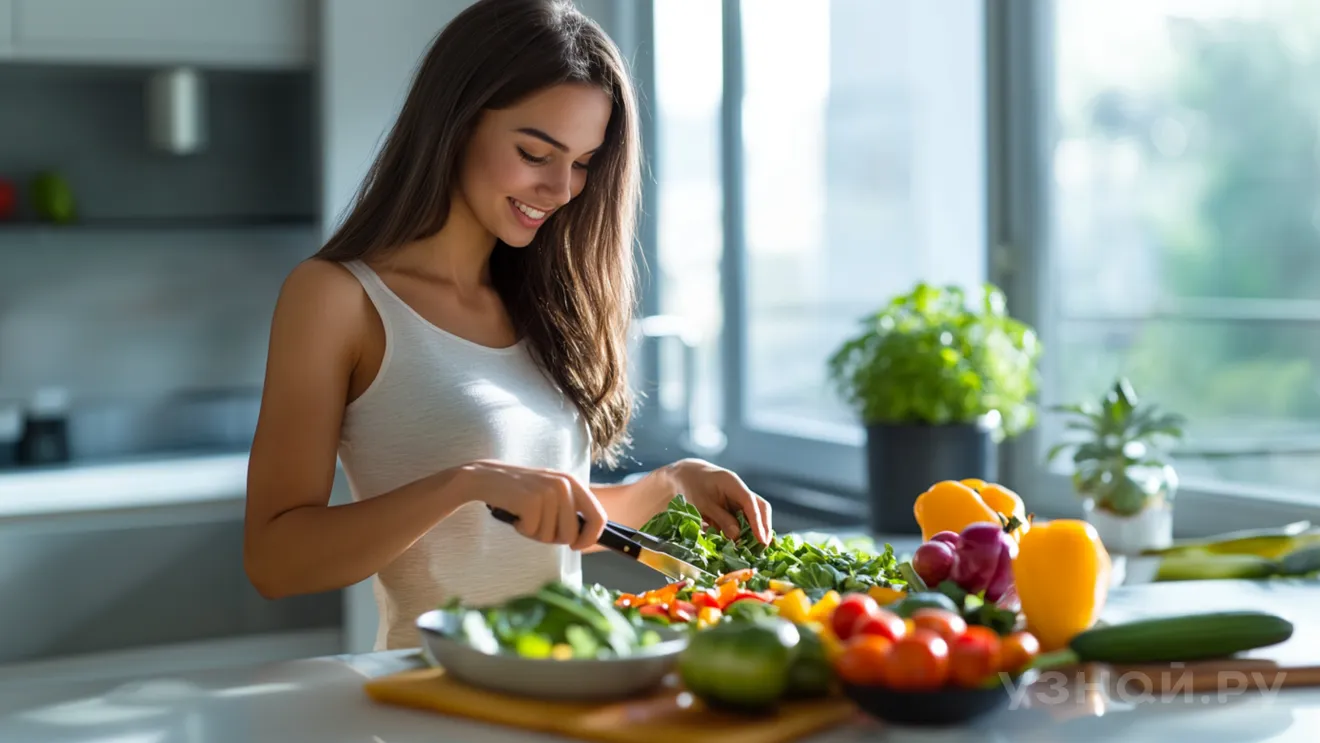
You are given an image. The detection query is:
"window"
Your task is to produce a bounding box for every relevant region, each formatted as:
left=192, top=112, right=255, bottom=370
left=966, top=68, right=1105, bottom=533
left=739, top=0, right=985, bottom=449
left=1042, top=0, right=1320, bottom=500
left=649, top=0, right=726, bottom=455
left=645, top=0, right=987, bottom=490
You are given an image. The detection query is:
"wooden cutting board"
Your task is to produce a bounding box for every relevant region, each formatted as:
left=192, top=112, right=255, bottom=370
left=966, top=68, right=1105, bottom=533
left=1056, top=578, right=1320, bottom=695
left=364, top=668, right=858, bottom=743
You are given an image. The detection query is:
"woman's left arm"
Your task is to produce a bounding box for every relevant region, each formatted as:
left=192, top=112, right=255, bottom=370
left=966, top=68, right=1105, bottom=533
left=591, top=459, right=773, bottom=544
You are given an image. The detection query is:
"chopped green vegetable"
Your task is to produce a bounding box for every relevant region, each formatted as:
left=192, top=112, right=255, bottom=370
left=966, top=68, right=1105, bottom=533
left=437, top=581, right=666, bottom=659
left=638, top=495, right=905, bottom=600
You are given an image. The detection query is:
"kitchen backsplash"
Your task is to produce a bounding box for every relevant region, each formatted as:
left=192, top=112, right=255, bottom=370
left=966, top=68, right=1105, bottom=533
left=0, top=63, right=320, bottom=460
left=0, top=225, right=315, bottom=457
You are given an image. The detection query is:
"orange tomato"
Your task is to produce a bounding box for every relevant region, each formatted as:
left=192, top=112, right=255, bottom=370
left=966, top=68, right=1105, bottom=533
left=949, top=626, right=1002, bottom=688
left=909, top=608, right=967, bottom=646
left=833, top=634, right=892, bottom=686
left=999, top=631, right=1041, bottom=674
left=882, top=629, right=949, bottom=691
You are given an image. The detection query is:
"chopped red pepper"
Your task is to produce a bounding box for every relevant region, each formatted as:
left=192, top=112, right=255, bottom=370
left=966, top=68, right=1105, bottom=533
left=669, top=600, right=697, bottom=623
left=690, top=590, right=721, bottom=610
left=639, top=604, right=669, bottom=619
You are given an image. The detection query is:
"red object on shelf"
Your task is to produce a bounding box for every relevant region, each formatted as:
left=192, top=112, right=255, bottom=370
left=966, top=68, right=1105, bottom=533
left=0, top=178, right=16, bottom=220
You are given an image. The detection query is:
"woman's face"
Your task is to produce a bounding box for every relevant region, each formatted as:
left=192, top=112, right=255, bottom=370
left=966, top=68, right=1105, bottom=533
left=458, top=82, right=612, bottom=248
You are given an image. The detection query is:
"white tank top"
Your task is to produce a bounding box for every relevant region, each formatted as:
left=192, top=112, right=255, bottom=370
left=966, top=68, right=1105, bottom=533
left=336, top=260, right=589, bottom=651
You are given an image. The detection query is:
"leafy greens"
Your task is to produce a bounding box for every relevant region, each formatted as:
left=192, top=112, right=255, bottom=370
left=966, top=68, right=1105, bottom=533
left=639, top=495, right=907, bottom=600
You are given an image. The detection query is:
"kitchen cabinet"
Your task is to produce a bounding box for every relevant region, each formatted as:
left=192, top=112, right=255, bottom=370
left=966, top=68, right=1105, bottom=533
left=3, top=0, right=312, bottom=69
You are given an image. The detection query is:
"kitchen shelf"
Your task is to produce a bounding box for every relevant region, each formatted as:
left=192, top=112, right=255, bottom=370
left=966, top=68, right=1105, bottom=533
left=0, top=215, right=317, bottom=231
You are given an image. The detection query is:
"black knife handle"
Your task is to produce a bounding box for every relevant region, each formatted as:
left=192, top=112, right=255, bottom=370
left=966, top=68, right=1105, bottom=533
left=486, top=505, right=641, bottom=558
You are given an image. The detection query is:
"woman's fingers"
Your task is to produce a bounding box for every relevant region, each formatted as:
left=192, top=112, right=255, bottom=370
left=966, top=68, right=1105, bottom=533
left=569, top=477, right=607, bottom=551
left=721, top=471, right=770, bottom=543
left=554, top=477, right=580, bottom=546
left=706, top=506, right=743, bottom=541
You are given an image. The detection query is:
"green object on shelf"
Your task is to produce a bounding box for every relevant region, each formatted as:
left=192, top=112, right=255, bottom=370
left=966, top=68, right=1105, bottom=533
left=30, top=172, right=76, bottom=224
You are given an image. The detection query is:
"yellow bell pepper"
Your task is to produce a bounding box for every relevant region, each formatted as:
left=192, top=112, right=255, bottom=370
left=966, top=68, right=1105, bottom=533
left=1012, top=518, right=1111, bottom=651
left=816, top=624, right=845, bottom=664
left=867, top=585, right=906, bottom=606
left=808, top=590, right=842, bottom=622
left=696, top=606, right=722, bottom=629
left=913, top=480, right=1030, bottom=542
left=773, top=589, right=813, bottom=624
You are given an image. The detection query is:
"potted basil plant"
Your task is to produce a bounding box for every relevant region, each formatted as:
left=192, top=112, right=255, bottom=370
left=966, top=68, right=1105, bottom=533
left=827, top=282, right=1042, bottom=535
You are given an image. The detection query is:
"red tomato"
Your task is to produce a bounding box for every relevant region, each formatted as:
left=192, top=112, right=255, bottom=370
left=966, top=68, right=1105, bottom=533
left=909, top=608, right=967, bottom=646
left=949, top=626, right=1002, bottom=688
left=851, top=608, right=907, bottom=642
left=999, top=631, right=1041, bottom=674
left=830, top=593, right=879, bottom=640
left=883, top=629, right=950, bottom=691
left=833, top=635, right=891, bottom=686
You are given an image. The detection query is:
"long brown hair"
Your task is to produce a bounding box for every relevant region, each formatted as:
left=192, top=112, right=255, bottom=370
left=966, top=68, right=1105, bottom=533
left=316, top=0, right=640, bottom=465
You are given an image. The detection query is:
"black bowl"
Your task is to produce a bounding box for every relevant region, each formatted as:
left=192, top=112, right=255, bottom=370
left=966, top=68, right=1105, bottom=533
left=842, top=671, right=1036, bottom=727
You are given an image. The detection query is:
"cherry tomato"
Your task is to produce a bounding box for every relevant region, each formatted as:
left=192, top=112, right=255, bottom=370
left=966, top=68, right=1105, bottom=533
left=833, top=634, right=891, bottom=686
left=830, top=593, right=879, bottom=641
left=999, top=631, right=1041, bottom=674
left=949, top=626, right=1002, bottom=688
left=882, top=629, right=949, bottom=691
left=910, top=608, right=967, bottom=646
left=852, top=608, right=907, bottom=642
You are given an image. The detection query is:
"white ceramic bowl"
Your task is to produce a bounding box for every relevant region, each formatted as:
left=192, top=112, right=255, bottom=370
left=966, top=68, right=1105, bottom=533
left=415, top=609, right=689, bottom=701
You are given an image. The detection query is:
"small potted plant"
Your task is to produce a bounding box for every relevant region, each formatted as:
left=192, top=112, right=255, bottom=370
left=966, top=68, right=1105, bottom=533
left=827, top=281, right=1042, bottom=535
left=1047, top=378, right=1186, bottom=555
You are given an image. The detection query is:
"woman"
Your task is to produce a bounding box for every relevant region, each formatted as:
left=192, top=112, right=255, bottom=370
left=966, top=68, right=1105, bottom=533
left=242, top=0, right=771, bottom=651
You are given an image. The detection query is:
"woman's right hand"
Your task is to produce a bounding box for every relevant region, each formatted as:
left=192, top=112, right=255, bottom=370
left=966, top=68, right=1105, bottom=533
left=458, top=460, right=608, bottom=551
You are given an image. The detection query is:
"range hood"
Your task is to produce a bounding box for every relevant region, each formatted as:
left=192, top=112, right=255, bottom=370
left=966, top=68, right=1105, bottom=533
left=145, top=67, right=207, bottom=155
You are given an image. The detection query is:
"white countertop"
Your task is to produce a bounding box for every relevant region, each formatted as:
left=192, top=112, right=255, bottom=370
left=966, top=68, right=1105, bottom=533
left=0, top=646, right=1316, bottom=743
left=0, top=580, right=1316, bottom=743
left=0, top=452, right=250, bottom=520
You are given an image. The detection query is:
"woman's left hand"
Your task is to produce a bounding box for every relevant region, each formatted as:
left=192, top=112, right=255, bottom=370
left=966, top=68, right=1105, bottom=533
left=665, top=459, right=773, bottom=544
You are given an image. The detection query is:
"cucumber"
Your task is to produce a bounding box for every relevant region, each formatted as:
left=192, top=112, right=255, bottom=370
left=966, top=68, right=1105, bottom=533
left=1154, top=554, right=1280, bottom=582
left=1069, top=611, right=1294, bottom=664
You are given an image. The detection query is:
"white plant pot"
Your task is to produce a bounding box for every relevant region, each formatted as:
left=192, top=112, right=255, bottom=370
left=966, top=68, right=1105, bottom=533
left=1083, top=499, right=1173, bottom=556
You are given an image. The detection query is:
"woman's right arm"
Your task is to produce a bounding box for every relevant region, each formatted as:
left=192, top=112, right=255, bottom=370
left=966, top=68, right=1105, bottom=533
left=242, top=261, right=607, bottom=599
left=242, top=260, right=468, bottom=598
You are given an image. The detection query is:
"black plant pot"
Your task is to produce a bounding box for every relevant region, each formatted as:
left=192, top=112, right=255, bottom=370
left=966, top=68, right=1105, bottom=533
left=865, top=421, right=997, bottom=535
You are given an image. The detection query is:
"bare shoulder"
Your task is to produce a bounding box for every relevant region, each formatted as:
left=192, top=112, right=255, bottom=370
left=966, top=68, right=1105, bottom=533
left=272, top=259, right=372, bottom=344
left=278, top=258, right=368, bottom=314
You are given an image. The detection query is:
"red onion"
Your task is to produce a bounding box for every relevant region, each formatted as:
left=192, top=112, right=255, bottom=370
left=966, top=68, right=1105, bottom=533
left=929, top=531, right=960, bottom=547
left=984, top=545, right=1014, bottom=602
left=951, top=522, right=1012, bottom=594
left=912, top=541, right=957, bottom=587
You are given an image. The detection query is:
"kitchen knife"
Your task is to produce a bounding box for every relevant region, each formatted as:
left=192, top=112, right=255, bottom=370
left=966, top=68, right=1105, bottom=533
left=487, top=506, right=714, bottom=583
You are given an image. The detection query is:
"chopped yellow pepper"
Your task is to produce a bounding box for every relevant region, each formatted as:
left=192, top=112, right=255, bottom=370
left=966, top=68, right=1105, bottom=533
left=816, top=624, right=845, bottom=664
left=696, top=606, right=722, bottom=629
left=913, top=480, right=1030, bottom=542
left=867, top=585, right=906, bottom=606
left=1012, top=518, right=1112, bottom=651
left=807, top=590, right=842, bottom=622
left=774, top=589, right=813, bottom=624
